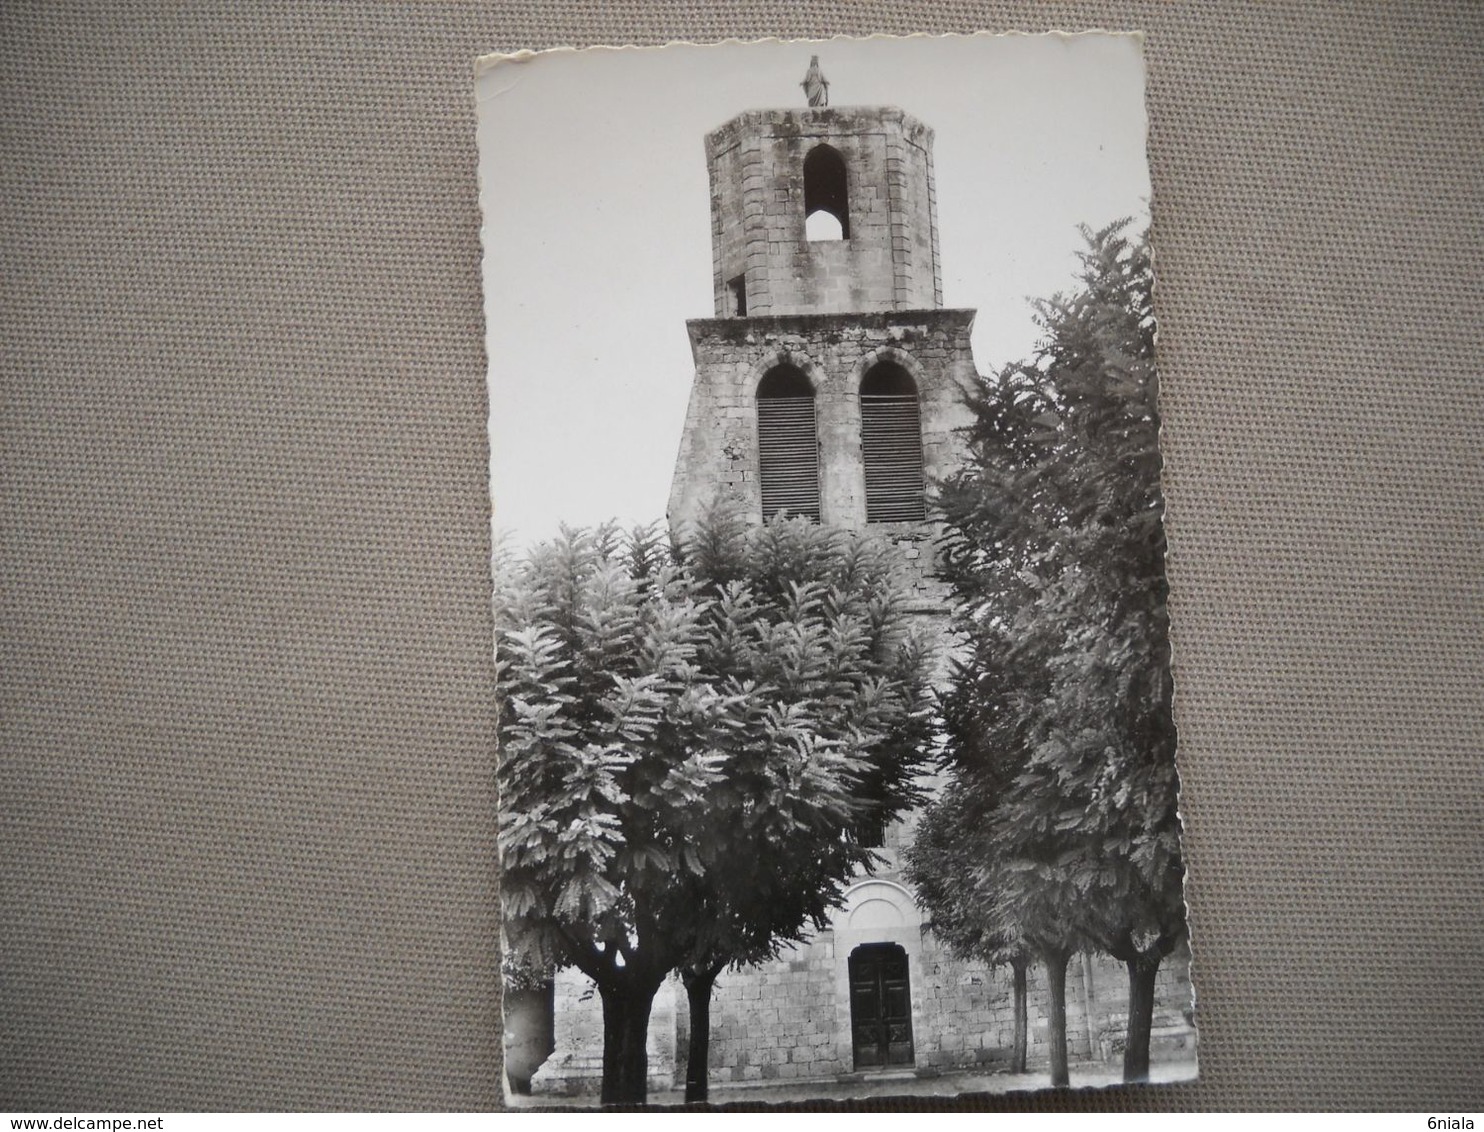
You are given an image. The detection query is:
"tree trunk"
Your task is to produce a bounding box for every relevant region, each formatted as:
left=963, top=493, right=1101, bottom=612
left=1042, top=948, right=1070, bottom=1088
left=1122, top=954, right=1162, bottom=1084
left=597, top=977, right=663, bottom=1106
left=1010, top=956, right=1029, bottom=1074
left=598, top=986, right=624, bottom=1106
left=614, top=982, right=658, bottom=1105
left=682, top=964, right=722, bottom=1103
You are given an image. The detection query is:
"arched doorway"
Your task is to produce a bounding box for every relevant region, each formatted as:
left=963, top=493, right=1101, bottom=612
left=848, top=942, right=915, bottom=1069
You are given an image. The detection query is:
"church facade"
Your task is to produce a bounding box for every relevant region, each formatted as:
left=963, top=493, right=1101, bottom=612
left=526, top=73, right=1194, bottom=1098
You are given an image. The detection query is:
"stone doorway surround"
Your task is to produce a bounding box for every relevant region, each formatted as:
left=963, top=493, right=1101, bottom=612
left=829, top=878, right=925, bottom=1075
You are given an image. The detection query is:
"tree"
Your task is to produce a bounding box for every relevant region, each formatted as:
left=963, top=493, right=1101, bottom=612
left=904, top=783, right=1032, bottom=1073
left=496, top=514, right=934, bottom=1104
left=915, top=220, right=1187, bottom=1085
left=906, top=368, right=1087, bottom=1086
left=668, top=510, right=935, bottom=1101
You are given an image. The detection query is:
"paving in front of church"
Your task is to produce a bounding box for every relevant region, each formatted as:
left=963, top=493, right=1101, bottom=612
left=508, top=1058, right=1199, bottom=1108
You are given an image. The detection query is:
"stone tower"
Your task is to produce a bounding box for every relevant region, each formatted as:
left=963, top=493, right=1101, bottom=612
left=662, top=76, right=990, bottom=1078
left=668, top=87, right=979, bottom=582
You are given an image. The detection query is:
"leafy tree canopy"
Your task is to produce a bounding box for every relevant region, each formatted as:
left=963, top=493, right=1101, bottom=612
left=908, top=220, right=1186, bottom=1082
left=495, top=512, right=936, bottom=1100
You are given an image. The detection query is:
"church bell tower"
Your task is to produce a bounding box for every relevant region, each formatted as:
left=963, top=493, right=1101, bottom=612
left=669, top=64, right=979, bottom=593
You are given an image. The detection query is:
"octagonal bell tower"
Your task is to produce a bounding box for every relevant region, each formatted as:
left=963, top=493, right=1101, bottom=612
left=706, top=104, right=943, bottom=317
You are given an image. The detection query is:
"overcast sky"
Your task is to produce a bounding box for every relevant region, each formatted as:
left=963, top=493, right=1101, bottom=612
left=478, top=33, right=1150, bottom=546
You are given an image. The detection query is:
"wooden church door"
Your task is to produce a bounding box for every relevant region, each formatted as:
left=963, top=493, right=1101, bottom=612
left=848, top=943, right=915, bottom=1069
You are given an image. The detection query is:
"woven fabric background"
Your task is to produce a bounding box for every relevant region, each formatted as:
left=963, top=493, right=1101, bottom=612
left=3, top=0, right=1481, bottom=1112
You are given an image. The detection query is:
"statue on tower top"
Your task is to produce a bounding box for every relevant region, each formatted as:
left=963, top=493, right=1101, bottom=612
left=801, top=56, right=829, bottom=107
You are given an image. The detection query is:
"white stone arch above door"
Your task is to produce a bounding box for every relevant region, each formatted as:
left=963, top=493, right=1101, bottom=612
left=841, top=878, right=921, bottom=934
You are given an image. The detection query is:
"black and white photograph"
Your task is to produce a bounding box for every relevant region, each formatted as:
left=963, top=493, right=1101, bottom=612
left=478, top=32, right=1196, bottom=1106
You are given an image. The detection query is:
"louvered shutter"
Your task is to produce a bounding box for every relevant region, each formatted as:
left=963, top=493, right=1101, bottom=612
left=757, top=396, right=821, bottom=522
left=861, top=393, right=926, bottom=522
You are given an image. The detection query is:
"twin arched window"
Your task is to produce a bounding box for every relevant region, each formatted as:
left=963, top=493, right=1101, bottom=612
left=755, top=360, right=925, bottom=524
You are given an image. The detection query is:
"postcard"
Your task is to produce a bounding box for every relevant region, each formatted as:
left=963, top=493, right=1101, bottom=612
left=478, top=32, right=1196, bottom=1105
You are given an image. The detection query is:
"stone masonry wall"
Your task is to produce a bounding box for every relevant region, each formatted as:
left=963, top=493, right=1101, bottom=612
left=691, top=933, right=847, bottom=1085
left=689, top=935, right=1195, bottom=1087
left=912, top=940, right=1196, bottom=1073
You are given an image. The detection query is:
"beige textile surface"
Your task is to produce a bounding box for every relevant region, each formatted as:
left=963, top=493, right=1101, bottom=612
left=3, top=0, right=1481, bottom=1112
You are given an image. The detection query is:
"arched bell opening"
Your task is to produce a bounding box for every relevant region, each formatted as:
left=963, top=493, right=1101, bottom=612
left=860, top=362, right=926, bottom=522
left=756, top=364, right=821, bottom=522
left=803, top=144, right=850, bottom=242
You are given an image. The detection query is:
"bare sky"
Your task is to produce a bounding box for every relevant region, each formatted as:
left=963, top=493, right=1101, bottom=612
left=478, top=33, right=1150, bottom=546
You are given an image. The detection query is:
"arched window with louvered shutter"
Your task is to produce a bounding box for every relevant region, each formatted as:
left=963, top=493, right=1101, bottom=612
left=860, top=362, right=926, bottom=523
left=756, top=364, right=821, bottom=523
